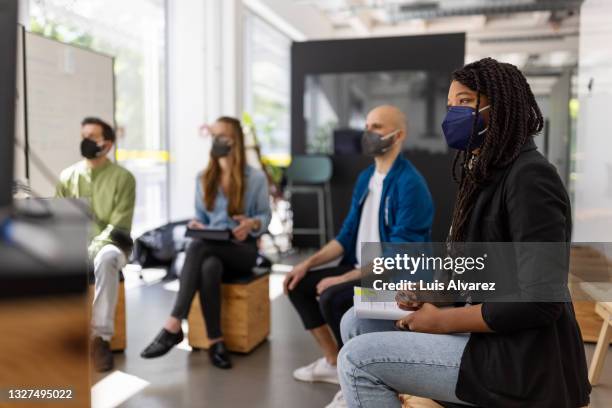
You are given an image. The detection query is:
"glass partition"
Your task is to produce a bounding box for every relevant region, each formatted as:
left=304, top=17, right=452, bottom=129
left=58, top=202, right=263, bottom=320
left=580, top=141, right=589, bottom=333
left=304, top=70, right=451, bottom=155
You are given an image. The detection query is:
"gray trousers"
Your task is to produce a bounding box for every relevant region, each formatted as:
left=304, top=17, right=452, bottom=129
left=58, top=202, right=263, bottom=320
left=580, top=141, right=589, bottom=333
left=91, top=244, right=126, bottom=341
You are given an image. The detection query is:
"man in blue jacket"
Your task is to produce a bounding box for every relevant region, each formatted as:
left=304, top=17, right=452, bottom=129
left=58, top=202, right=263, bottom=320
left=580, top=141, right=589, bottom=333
left=284, top=105, right=434, bottom=385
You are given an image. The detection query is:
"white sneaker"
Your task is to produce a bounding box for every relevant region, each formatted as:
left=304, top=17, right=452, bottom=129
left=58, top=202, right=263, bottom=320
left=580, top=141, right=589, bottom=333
left=325, top=390, right=347, bottom=408
left=293, top=357, right=339, bottom=384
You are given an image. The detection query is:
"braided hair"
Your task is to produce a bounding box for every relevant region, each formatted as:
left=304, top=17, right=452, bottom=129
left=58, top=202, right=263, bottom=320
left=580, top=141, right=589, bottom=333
left=448, top=57, right=544, bottom=242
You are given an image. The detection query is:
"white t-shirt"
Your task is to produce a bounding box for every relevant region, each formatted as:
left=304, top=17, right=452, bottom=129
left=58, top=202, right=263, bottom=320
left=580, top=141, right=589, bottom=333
left=355, top=171, right=386, bottom=267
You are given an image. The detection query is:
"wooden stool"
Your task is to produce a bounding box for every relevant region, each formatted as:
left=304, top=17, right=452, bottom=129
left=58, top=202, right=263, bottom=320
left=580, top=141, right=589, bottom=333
left=0, top=294, right=91, bottom=407
left=88, top=278, right=126, bottom=352
left=574, top=300, right=609, bottom=343
left=188, top=270, right=270, bottom=353
left=588, top=302, right=612, bottom=385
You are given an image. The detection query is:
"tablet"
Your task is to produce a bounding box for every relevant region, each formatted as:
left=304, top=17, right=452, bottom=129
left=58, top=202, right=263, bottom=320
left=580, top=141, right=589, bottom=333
left=185, top=227, right=232, bottom=241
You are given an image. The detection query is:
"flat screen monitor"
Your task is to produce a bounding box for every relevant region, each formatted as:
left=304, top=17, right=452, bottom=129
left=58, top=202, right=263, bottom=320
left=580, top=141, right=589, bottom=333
left=0, top=0, right=18, bottom=215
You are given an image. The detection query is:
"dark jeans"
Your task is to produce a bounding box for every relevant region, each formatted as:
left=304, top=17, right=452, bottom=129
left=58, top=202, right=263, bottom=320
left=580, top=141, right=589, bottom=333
left=171, top=238, right=257, bottom=339
left=287, top=264, right=359, bottom=348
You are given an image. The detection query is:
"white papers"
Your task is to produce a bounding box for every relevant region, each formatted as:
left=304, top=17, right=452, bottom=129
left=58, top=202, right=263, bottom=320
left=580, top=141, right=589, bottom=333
left=353, top=287, right=411, bottom=320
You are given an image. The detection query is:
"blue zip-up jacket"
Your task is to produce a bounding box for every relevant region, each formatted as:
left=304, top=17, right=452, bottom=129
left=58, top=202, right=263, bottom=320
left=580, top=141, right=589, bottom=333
left=335, top=155, right=434, bottom=266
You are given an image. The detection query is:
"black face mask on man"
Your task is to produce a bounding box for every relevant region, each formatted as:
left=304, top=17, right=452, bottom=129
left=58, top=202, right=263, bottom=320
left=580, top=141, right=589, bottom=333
left=361, top=129, right=399, bottom=157
left=80, top=138, right=105, bottom=159
left=210, top=137, right=232, bottom=158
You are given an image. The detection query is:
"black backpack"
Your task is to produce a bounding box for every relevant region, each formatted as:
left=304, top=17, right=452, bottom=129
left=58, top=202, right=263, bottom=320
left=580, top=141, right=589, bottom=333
left=132, top=219, right=190, bottom=269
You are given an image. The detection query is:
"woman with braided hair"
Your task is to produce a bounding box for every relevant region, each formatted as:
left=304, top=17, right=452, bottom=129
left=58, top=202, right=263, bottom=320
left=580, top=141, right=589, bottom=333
left=445, top=57, right=545, bottom=242
left=331, top=58, right=591, bottom=408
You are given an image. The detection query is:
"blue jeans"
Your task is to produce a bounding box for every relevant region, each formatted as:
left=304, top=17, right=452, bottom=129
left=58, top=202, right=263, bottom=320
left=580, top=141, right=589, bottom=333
left=338, top=307, right=473, bottom=408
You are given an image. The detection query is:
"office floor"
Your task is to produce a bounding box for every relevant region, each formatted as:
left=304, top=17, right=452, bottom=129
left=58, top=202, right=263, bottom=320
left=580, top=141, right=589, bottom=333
left=93, top=267, right=339, bottom=408
left=93, top=265, right=612, bottom=408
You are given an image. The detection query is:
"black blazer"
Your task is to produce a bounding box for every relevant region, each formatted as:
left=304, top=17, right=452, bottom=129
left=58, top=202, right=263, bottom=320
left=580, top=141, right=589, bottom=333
left=453, top=140, right=591, bottom=407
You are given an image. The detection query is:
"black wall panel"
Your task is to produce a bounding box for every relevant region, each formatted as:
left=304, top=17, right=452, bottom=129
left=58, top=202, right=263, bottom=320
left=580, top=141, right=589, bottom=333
left=291, top=34, right=465, bottom=247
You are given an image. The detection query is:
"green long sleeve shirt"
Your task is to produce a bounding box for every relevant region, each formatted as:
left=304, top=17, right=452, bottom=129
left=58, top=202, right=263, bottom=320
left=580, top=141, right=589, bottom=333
left=56, top=159, right=136, bottom=259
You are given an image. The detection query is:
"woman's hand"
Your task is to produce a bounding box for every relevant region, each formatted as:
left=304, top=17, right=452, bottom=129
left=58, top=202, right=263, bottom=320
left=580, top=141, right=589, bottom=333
left=395, top=303, right=449, bottom=334
left=395, top=290, right=453, bottom=311
left=188, top=219, right=206, bottom=230
left=231, top=215, right=255, bottom=241
left=395, top=290, right=424, bottom=311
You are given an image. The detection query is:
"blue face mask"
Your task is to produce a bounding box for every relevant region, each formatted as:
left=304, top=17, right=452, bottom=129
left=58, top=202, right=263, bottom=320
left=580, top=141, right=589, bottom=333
left=441, top=105, right=490, bottom=150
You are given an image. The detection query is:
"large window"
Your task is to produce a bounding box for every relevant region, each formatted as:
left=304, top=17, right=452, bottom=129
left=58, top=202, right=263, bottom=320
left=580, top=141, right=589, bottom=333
left=29, top=0, right=167, bottom=235
left=243, top=11, right=291, bottom=165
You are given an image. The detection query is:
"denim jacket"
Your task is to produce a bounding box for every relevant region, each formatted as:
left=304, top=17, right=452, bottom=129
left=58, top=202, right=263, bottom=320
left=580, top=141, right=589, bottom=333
left=195, top=165, right=271, bottom=237
left=335, top=156, right=434, bottom=265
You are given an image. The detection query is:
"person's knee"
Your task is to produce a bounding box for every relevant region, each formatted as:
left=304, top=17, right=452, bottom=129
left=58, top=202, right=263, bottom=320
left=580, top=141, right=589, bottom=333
left=337, top=344, right=352, bottom=382
left=318, top=287, right=335, bottom=317
left=199, top=256, right=223, bottom=286
left=286, top=279, right=308, bottom=306
left=338, top=333, right=375, bottom=379
left=186, top=239, right=210, bottom=258
left=286, top=288, right=299, bottom=306
left=340, top=307, right=358, bottom=344
left=94, top=245, right=125, bottom=274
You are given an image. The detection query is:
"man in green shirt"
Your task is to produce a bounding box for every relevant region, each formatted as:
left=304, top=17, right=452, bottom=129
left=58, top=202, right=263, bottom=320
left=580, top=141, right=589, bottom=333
left=56, top=117, right=136, bottom=372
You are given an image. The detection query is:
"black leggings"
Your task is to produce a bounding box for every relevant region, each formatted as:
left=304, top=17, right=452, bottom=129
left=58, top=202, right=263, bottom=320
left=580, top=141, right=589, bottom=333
left=287, top=265, right=359, bottom=348
left=171, top=238, right=257, bottom=339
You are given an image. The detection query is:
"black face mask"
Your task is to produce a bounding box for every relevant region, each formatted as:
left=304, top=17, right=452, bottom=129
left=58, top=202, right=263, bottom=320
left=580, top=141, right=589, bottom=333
left=361, top=129, right=399, bottom=156
left=211, top=137, right=232, bottom=158
left=80, top=138, right=104, bottom=159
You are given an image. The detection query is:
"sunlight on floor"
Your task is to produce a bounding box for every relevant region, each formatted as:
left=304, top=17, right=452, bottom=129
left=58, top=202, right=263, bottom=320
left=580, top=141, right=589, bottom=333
left=272, top=264, right=293, bottom=273
left=163, top=279, right=180, bottom=292
left=92, top=371, right=149, bottom=408
left=177, top=320, right=192, bottom=351
left=270, top=273, right=286, bottom=300
left=123, top=264, right=166, bottom=291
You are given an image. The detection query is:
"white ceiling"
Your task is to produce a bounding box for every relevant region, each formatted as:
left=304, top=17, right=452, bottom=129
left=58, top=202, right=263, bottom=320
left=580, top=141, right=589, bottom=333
left=249, top=0, right=583, bottom=94
left=295, top=0, right=580, bottom=60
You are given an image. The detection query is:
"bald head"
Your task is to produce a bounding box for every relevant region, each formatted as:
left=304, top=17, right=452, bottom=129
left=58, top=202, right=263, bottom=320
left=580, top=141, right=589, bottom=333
left=366, top=105, right=407, bottom=136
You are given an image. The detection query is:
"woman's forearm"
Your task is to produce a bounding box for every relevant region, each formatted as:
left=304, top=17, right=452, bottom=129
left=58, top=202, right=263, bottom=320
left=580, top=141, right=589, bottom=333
left=442, top=304, right=493, bottom=333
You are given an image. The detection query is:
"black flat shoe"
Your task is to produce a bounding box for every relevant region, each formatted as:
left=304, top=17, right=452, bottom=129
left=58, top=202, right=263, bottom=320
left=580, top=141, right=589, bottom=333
left=140, top=328, right=184, bottom=359
left=208, top=341, right=232, bottom=369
